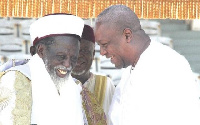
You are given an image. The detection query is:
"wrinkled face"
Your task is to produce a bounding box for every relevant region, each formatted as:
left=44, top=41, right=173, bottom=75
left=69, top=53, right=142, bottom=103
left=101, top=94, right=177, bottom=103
left=39, top=35, right=80, bottom=82
left=72, top=39, right=94, bottom=75
left=94, top=24, right=127, bottom=69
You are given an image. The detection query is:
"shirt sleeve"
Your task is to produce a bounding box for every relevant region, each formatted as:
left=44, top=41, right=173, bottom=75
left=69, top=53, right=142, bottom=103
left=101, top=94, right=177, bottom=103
left=0, top=59, right=28, bottom=72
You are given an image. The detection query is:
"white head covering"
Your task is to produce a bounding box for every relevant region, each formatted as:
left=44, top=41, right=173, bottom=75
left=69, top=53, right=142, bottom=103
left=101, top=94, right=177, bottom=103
left=29, top=14, right=84, bottom=45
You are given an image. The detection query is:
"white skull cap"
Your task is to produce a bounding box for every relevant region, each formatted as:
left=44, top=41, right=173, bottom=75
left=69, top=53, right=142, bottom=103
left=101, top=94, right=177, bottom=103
left=29, top=14, right=84, bottom=45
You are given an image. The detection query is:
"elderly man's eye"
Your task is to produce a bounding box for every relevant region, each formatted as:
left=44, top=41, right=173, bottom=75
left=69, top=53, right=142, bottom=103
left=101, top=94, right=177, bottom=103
left=101, top=43, right=108, bottom=49
left=57, top=55, right=65, bottom=60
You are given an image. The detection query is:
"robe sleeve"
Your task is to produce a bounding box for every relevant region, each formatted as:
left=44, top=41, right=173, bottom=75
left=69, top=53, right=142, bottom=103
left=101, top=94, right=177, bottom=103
left=0, top=71, right=32, bottom=125
left=0, top=71, right=17, bottom=125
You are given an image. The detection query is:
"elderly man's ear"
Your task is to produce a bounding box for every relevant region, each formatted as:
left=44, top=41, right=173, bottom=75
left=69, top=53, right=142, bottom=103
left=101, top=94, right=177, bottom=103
left=37, top=44, right=45, bottom=58
left=123, top=28, right=132, bottom=43
left=30, top=46, right=36, bottom=56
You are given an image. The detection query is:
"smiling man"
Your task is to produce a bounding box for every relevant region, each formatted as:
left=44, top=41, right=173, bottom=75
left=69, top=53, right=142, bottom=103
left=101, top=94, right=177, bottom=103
left=0, top=14, right=107, bottom=125
left=72, top=25, right=115, bottom=124
left=36, top=35, right=80, bottom=92
left=94, top=5, right=200, bottom=125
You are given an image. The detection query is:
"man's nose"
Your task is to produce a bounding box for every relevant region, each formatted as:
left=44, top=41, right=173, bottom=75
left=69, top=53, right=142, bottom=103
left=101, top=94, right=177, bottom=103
left=63, top=59, right=70, bottom=68
left=100, top=47, right=107, bottom=56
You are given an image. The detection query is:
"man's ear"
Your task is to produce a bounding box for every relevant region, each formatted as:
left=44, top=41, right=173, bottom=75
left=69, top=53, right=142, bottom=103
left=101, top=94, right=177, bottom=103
left=30, top=46, right=36, bottom=56
left=123, top=28, right=132, bottom=43
left=37, top=44, right=45, bottom=58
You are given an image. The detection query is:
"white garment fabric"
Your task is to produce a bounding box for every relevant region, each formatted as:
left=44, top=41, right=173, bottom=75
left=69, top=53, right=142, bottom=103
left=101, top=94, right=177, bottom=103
left=109, top=41, right=200, bottom=125
left=0, top=54, right=84, bottom=125
left=83, top=73, right=115, bottom=125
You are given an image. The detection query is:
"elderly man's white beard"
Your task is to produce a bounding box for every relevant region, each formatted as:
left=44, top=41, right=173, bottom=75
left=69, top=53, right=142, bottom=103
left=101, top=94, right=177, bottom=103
left=44, top=58, right=71, bottom=92
left=49, top=69, right=69, bottom=92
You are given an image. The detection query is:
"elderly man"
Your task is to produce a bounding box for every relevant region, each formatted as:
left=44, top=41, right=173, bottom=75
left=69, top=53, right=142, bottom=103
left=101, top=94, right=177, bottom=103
left=72, top=24, right=115, bottom=124
left=94, top=5, right=200, bottom=125
left=0, top=14, right=106, bottom=125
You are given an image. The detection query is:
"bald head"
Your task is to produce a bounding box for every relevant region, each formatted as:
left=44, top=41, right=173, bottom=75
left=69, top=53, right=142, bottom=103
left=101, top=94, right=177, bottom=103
left=94, top=5, right=150, bottom=69
left=95, top=5, right=141, bottom=33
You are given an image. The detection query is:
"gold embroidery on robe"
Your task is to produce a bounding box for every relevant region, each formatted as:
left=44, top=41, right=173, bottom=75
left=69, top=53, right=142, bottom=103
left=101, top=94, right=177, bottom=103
left=81, top=86, right=107, bottom=125
left=75, top=80, right=107, bottom=125
left=13, top=71, right=32, bottom=125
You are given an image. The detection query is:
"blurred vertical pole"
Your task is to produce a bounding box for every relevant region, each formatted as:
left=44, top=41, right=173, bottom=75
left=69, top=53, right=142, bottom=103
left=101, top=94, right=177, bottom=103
left=23, top=40, right=29, bottom=54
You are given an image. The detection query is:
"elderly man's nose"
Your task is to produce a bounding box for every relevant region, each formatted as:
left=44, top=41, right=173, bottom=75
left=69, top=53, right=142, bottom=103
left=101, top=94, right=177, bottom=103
left=63, top=59, right=70, bottom=68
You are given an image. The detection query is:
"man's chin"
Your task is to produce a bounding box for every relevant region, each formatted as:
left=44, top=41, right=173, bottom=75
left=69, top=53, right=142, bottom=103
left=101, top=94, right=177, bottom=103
left=50, top=74, right=70, bottom=90
left=72, top=70, right=85, bottom=76
left=50, top=71, right=69, bottom=81
left=115, top=63, right=124, bottom=69
left=112, top=61, right=121, bottom=69
left=56, top=73, right=70, bottom=79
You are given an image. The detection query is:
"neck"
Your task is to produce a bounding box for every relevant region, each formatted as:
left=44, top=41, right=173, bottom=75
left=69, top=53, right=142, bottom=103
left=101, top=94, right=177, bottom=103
left=132, top=39, right=150, bottom=67
left=72, top=71, right=91, bottom=84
